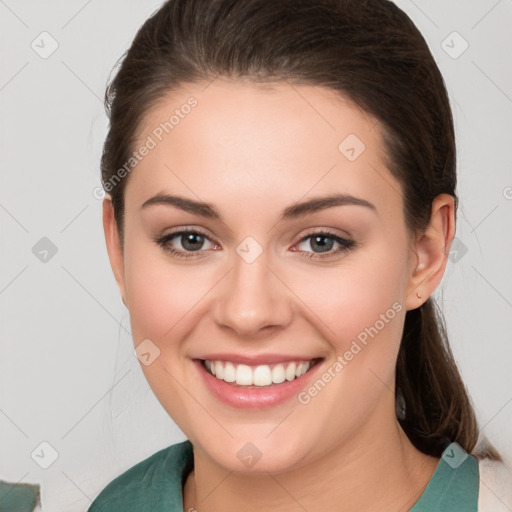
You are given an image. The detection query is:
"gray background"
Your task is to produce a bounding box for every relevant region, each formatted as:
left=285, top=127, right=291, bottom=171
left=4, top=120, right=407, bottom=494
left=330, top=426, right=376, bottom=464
left=0, top=1, right=511, bottom=510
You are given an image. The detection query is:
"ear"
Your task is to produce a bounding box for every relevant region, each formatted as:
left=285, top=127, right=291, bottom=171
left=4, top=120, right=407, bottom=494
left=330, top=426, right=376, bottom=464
left=405, top=193, right=456, bottom=311
left=103, top=197, right=127, bottom=306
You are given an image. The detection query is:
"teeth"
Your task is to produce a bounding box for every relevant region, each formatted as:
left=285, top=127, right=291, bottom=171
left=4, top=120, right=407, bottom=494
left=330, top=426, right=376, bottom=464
left=235, top=364, right=253, bottom=385
left=253, top=365, right=272, bottom=386
left=223, top=362, right=236, bottom=382
left=203, top=359, right=313, bottom=386
left=285, top=362, right=297, bottom=381
left=271, top=364, right=286, bottom=384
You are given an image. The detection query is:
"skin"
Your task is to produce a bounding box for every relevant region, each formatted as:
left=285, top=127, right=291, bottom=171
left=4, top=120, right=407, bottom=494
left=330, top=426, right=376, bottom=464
left=103, top=78, right=455, bottom=512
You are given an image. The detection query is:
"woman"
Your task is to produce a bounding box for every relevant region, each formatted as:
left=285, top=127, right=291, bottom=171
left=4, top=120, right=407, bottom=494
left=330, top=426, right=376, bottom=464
left=89, top=0, right=510, bottom=510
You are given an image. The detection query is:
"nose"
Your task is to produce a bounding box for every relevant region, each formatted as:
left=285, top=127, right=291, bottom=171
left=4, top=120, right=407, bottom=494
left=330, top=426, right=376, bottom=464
left=212, top=248, right=293, bottom=339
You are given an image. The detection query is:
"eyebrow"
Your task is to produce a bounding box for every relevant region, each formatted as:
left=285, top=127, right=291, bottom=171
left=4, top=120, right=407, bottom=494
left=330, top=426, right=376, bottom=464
left=141, top=193, right=377, bottom=221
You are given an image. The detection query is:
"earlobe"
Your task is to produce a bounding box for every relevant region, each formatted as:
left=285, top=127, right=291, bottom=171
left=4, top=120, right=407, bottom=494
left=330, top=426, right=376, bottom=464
left=405, top=194, right=455, bottom=311
left=102, top=197, right=127, bottom=306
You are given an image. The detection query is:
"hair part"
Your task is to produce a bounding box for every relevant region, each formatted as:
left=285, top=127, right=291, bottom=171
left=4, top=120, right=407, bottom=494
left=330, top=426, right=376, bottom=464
left=101, top=0, right=500, bottom=460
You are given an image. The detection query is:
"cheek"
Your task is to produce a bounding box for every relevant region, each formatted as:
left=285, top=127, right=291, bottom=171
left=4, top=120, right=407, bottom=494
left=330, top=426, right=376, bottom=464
left=122, top=237, right=212, bottom=343
left=291, top=244, right=408, bottom=344
left=123, top=219, right=410, bottom=349
left=287, top=249, right=408, bottom=429
left=285, top=241, right=409, bottom=410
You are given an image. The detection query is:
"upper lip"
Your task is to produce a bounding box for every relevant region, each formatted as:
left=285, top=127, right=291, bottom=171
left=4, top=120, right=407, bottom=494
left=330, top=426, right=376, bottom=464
left=194, top=353, right=322, bottom=365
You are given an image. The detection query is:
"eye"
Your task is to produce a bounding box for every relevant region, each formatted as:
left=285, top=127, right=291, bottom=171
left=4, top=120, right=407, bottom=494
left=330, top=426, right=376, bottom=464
left=154, top=228, right=356, bottom=260
left=154, top=228, right=219, bottom=259
left=292, top=230, right=356, bottom=259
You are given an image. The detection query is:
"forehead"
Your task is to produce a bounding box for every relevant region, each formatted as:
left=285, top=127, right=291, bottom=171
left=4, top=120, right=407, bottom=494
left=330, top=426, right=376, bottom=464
left=126, top=79, right=402, bottom=221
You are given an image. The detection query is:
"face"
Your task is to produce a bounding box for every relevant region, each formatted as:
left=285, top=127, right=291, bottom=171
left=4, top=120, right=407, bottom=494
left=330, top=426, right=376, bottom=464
left=105, top=79, right=427, bottom=473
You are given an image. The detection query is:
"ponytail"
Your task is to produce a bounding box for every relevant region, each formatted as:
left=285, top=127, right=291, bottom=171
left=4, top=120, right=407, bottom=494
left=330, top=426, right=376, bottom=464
left=396, top=299, right=501, bottom=460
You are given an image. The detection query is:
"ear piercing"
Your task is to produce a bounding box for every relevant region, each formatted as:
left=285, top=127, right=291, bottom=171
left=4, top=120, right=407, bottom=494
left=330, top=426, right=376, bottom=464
left=416, top=292, right=422, bottom=299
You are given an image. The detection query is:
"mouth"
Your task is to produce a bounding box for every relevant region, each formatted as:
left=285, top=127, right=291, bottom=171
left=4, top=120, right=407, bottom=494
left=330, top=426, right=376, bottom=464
left=199, top=357, right=324, bottom=388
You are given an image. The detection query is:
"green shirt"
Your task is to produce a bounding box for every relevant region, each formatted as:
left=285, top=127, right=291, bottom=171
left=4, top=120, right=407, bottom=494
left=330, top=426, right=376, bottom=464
left=87, top=441, right=478, bottom=511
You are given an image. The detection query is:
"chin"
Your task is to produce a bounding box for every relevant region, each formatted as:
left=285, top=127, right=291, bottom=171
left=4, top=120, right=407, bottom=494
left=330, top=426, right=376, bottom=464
left=191, top=430, right=316, bottom=474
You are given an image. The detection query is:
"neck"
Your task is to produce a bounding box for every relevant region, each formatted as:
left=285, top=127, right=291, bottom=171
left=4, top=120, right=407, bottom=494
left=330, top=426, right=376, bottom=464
left=183, top=410, right=439, bottom=512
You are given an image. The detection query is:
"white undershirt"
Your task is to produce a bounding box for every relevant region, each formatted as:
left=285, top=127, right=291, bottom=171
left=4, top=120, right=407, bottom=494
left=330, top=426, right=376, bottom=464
left=478, top=458, right=512, bottom=510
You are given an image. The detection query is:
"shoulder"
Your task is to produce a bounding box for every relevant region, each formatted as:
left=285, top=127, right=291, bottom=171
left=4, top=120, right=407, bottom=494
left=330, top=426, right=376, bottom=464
left=88, top=439, right=193, bottom=512
left=477, top=457, right=512, bottom=511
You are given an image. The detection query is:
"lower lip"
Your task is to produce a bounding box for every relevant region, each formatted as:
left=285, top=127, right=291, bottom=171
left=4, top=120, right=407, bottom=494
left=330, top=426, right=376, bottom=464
left=193, top=359, right=323, bottom=409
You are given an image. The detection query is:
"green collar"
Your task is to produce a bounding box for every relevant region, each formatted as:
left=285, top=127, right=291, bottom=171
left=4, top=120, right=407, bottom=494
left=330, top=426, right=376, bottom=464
left=88, top=440, right=479, bottom=511
left=409, top=442, right=479, bottom=511
left=176, top=441, right=479, bottom=511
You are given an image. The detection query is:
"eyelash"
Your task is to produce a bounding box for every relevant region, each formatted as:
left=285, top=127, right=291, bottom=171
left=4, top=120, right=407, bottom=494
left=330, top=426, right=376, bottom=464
left=154, top=227, right=356, bottom=260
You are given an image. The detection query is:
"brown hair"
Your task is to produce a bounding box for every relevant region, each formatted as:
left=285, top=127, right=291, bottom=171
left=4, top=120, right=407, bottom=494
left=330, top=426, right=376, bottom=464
left=101, top=0, right=500, bottom=460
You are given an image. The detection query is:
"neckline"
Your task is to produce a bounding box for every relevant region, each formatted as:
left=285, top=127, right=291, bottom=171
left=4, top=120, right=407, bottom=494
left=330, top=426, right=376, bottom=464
left=177, top=441, right=478, bottom=511
left=408, top=442, right=479, bottom=511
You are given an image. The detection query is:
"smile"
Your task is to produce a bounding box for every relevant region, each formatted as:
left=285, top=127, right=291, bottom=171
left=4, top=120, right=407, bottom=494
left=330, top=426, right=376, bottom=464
left=194, top=356, right=324, bottom=409
left=202, top=359, right=320, bottom=387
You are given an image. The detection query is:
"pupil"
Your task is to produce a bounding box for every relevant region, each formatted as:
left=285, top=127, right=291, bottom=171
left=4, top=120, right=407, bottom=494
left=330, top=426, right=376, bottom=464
left=312, top=235, right=333, bottom=253
left=183, top=233, right=203, bottom=251
left=179, top=234, right=334, bottom=253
